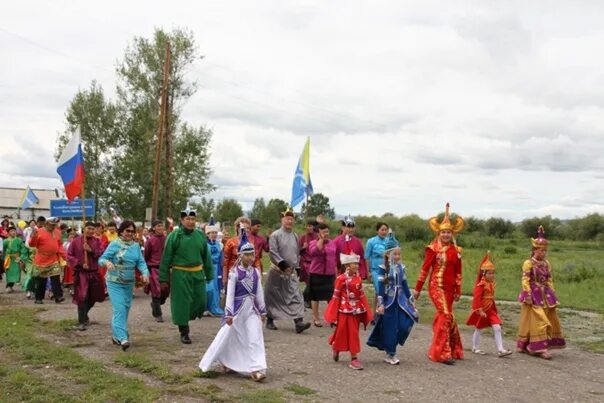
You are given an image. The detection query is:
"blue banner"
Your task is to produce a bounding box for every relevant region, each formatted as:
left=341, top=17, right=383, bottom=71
left=50, top=199, right=95, bottom=218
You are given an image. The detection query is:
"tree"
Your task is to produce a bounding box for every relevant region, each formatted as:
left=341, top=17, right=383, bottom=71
left=55, top=81, right=121, bottom=219
left=193, top=197, right=215, bottom=222
left=302, top=193, right=335, bottom=220
left=250, top=198, right=266, bottom=221
left=109, top=28, right=213, bottom=220
left=520, top=216, right=561, bottom=239
left=465, top=216, right=486, bottom=233
left=263, top=198, right=289, bottom=228
left=215, top=199, right=243, bottom=226
left=485, top=217, right=515, bottom=238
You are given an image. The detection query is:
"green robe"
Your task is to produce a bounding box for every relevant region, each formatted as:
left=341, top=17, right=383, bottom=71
left=3, top=237, right=28, bottom=284
left=159, top=227, right=214, bottom=326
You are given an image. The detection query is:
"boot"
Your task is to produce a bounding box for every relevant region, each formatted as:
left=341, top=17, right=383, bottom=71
left=150, top=299, right=163, bottom=322
left=266, top=317, right=278, bottom=330
left=294, top=318, right=311, bottom=334
left=77, top=305, right=88, bottom=330
left=179, top=325, right=191, bottom=344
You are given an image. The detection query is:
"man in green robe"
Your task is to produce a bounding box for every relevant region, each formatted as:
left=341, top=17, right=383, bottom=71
left=3, top=226, right=28, bottom=293
left=159, top=208, right=213, bottom=344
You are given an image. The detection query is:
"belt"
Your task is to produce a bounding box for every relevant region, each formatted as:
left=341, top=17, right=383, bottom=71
left=173, top=265, right=203, bottom=272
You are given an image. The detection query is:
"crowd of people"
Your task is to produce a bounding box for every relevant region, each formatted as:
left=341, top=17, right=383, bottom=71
left=0, top=202, right=566, bottom=381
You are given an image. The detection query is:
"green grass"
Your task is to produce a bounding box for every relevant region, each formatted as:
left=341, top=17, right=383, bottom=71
left=114, top=352, right=192, bottom=384
left=238, top=389, right=285, bottom=403
left=0, top=307, right=160, bottom=402
left=284, top=383, right=316, bottom=396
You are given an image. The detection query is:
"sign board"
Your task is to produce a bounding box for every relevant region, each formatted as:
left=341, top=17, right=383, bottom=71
left=50, top=199, right=95, bottom=218
left=145, top=207, right=153, bottom=222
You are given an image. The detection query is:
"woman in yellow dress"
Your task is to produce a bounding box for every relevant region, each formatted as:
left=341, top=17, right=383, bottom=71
left=516, top=226, right=565, bottom=359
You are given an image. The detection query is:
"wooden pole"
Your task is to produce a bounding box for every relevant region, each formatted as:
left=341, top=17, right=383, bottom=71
left=80, top=184, right=88, bottom=267
left=151, top=41, right=171, bottom=220
left=162, top=42, right=173, bottom=221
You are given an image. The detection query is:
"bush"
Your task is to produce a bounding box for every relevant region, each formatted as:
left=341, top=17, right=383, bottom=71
left=504, top=246, right=517, bottom=255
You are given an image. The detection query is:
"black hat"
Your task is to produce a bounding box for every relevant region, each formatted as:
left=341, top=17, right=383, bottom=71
left=151, top=219, right=163, bottom=228
left=251, top=219, right=262, bottom=226
left=85, top=221, right=96, bottom=228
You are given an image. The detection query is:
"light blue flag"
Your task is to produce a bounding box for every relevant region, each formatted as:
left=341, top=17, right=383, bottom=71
left=20, top=186, right=39, bottom=209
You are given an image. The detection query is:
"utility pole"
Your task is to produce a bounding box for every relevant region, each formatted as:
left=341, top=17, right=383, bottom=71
left=163, top=43, right=173, bottom=221
left=151, top=41, right=171, bottom=220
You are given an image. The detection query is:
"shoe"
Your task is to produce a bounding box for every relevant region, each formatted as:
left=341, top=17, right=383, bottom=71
left=26, top=292, right=32, bottom=299
left=266, top=320, right=278, bottom=330
left=295, top=321, right=311, bottom=334
left=111, top=337, right=120, bottom=346
left=442, top=358, right=456, bottom=365
left=539, top=351, right=552, bottom=360
left=313, top=320, right=323, bottom=327
left=332, top=350, right=339, bottom=362
left=155, top=316, right=164, bottom=323
left=472, top=349, right=487, bottom=355
left=55, top=297, right=65, bottom=304
left=34, top=300, right=44, bottom=305
left=77, top=323, right=87, bottom=332
left=349, top=359, right=363, bottom=370
left=384, top=355, right=400, bottom=365
left=180, top=334, right=192, bottom=344
left=7, top=287, right=14, bottom=294
left=250, top=371, right=266, bottom=382
left=121, top=340, right=130, bottom=351
left=498, top=349, right=513, bottom=358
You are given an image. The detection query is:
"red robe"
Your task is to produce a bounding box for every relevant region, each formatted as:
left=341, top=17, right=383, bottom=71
left=324, top=273, right=373, bottom=354
left=466, top=279, right=501, bottom=329
left=415, top=241, right=464, bottom=362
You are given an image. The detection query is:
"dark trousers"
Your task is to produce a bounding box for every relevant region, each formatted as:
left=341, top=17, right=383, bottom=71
left=35, top=275, right=63, bottom=301
left=78, top=299, right=95, bottom=324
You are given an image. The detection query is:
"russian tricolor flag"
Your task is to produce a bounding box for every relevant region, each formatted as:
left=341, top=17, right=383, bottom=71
left=56, top=130, right=85, bottom=201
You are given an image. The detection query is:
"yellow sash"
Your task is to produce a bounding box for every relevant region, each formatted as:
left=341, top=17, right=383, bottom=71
left=172, top=265, right=203, bottom=272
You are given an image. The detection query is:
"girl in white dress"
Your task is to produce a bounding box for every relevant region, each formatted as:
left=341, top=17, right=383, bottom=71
left=199, top=231, right=267, bottom=381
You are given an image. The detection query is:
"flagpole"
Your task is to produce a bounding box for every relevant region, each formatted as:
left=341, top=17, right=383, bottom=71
left=80, top=182, right=88, bottom=267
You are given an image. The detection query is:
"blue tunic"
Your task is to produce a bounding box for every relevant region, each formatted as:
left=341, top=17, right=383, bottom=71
left=367, top=263, right=418, bottom=356
left=365, top=235, right=388, bottom=291
left=205, top=239, right=225, bottom=315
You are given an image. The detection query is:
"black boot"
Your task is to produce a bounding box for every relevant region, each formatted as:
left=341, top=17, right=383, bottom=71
left=179, top=325, right=191, bottom=344
left=77, top=305, right=88, bottom=331
left=150, top=299, right=163, bottom=322
left=266, top=317, right=278, bottom=330
left=294, top=318, right=310, bottom=334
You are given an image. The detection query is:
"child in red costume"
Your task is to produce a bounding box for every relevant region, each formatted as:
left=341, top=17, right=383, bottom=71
left=324, top=252, right=373, bottom=370
left=466, top=252, right=512, bottom=357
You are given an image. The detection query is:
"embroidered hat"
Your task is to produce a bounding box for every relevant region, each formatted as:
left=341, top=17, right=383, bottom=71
left=428, top=202, right=464, bottom=234
left=280, top=206, right=295, bottom=218
left=475, top=250, right=495, bottom=284
left=340, top=253, right=360, bottom=265
left=180, top=207, right=197, bottom=218
left=530, top=225, right=548, bottom=249
left=237, top=227, right=255, bottom=255
left=383, top=229, right=400, bottom=253
left=341, top=214, right=355, bottom=227
left=205, top=215, right=219, bottom=234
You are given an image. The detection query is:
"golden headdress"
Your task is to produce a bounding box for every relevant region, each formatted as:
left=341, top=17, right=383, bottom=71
left=428, top=202, right=464, bottom=234
left=475, top=250, right=495, bottom=284
left=530, top=225, right=548, bottom=249
left=280, top=206, right=295, bottom=218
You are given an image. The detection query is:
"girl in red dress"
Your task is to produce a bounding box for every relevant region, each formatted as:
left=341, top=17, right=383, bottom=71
left=324, top=252, right=373, bottom=370
left=466, top=252, right=512, bottom=357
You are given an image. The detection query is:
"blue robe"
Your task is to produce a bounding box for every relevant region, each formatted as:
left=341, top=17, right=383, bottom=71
left=367, top=262, right=418, bottom=356
left=205, top=239, right=224, bottom=315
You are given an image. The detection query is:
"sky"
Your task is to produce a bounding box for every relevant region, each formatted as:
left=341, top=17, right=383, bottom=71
left=2, top=0, right=604, bottom=221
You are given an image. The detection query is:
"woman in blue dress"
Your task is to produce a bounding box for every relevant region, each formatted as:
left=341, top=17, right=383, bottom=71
left=99, top=220, right=149, bottom=351
left=365, top=222, right=389, bottom=308
left=367, top=231, right=418, bottom=364
left=205, top=217, right=225, bottom=316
